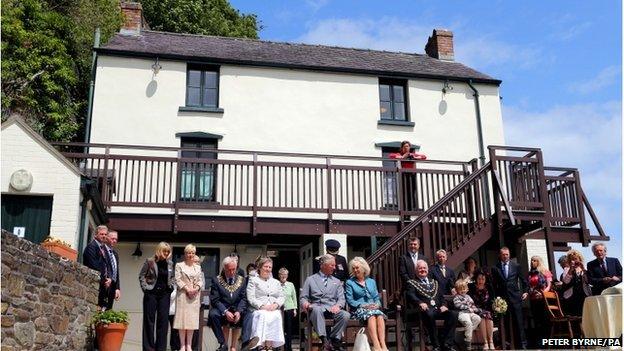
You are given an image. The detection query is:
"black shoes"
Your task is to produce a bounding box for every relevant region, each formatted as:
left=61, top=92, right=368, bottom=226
left=216, top=344, right=228, bottom=351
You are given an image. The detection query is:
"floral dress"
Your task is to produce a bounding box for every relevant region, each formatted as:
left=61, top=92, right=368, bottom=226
left=345, top=277, right=386, bottom=322
left=468, top=285, right=493, bottom=320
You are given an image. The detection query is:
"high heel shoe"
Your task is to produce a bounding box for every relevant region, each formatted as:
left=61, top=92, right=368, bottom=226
left=482, top=343, right=489, bottom=350
left=489, top=342, right=496, bottom=350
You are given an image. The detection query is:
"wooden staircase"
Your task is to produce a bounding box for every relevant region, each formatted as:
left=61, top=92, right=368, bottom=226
left=367, top=145, right=609, bottom=297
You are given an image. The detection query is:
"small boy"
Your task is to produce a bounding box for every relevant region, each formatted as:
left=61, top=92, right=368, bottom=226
left=453, top=280, right=482, bottom=351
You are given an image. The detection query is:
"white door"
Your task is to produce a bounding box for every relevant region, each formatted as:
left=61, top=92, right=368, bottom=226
left=299, top=242, right=314, bottom=287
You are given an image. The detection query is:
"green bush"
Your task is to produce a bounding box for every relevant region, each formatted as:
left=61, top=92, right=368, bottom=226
left=91, top=310, right=129, bottom=326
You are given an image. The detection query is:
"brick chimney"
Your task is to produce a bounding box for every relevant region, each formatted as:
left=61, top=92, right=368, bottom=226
left=120, top=2, right=144, bottom=35
left=425, top=29, right=454, bottom=61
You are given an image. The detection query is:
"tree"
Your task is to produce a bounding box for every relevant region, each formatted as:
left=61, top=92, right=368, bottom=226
left=139, top=0, right=260, bottom=39
left=1, top=0, right=122, bottom=141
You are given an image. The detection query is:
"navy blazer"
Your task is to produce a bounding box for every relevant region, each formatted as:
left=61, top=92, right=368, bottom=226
left=406, top=278, right=447, bottom=308
left=587, top=257, right=623, bottom=295
left=491, top=260, right=527, bottom=304
left=82, top=240, right=110, bottom=280
left=210, top=275, right=247, bottom=315
left=399, top=252, right=428, bottom=285
left=430, top=264, right=456, bottom=295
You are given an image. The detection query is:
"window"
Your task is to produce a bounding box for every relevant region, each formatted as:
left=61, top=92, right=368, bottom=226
left=186, top=65, right=219, bottom=108
left=180, top=137, right=218, bottom=201
left=379, top=79, right=408, bottom=121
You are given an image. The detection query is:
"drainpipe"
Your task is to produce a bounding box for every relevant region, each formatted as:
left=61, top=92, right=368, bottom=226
left=84, top=28, right=101, bottom=149
left=77, top=180, right=89, bottom=262
left=467, top=79, right=486, bottom=167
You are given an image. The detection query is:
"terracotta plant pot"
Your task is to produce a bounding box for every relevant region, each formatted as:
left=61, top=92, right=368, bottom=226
left=96, top=323, right=127, bottom=351
left=42, top=242, right=78, bottom=261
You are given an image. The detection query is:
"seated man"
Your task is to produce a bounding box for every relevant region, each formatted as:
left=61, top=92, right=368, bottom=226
left=301, top=254, right=350, bottom=351
left=210, top=257, right=248, bottom=351
left=406, top=260, right=458, bottom=351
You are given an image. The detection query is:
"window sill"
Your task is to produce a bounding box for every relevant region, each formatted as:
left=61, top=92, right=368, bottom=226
left=179, top=106, right=225, bottom=113
left=377, top=120, right=415, bottom=127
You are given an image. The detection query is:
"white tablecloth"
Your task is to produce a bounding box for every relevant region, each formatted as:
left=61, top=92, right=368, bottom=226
left=582, top=294, right=622, bottom=338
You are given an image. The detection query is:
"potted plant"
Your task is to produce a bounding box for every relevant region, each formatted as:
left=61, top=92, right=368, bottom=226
left=91, top=310, right=129, bottom=351
left=41, top=236, right=78, bottom=261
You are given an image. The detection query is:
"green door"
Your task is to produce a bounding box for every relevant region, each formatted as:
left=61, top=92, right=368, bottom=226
left=1, top=194, right=53, bottom=244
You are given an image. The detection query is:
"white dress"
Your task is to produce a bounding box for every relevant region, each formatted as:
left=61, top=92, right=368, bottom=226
left=247, top=275, right=285, bottom=347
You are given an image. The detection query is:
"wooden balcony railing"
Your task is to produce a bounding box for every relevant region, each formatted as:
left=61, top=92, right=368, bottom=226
left=52, top=142, right=474, bottom=220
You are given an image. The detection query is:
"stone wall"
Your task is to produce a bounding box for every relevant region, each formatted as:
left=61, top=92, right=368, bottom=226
left=1, top=230, right=99, bottom=350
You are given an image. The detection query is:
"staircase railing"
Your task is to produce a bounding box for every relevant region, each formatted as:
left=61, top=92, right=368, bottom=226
left=367, top=162, right=493, bottom=296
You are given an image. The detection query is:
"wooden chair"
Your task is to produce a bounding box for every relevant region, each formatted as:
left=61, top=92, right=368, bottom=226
left=543, top=291, right=577, bottom=342
left=301, top=290, right=403, bottom=351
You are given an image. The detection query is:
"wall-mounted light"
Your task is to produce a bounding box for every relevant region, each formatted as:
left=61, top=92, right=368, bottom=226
left=151, top=57, right=162, bottom=75
left=442, top=80, right=453, bottom=94
left=131, top=242, right=143, bottom=260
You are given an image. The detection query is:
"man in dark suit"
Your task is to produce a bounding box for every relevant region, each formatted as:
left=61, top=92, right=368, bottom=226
left=399, top=237, right=428, bottom=287
left=313, top=239, right=348, bottom=282
left=587, top=243, right=622, bottom=295
left=491, top=247, right=528, bottom=349
left=103, top=230, right=120, bottom=311
left=82, top=225, right=112, bottom=309
left=430, top=249, right=456, bottom=295
left=210, top=256, right=248, bottom=351
left=406, top=260, right=457, bottom=351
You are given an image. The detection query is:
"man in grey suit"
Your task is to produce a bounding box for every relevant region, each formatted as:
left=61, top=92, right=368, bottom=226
left=301, top=254, right=350, bottom=351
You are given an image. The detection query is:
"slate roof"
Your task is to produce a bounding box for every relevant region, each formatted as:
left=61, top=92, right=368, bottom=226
left=98, top=30, right=501, bottom=85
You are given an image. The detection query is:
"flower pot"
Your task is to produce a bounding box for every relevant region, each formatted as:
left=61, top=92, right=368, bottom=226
left=96, top=323, right=127, bottom=351
left=42, top=242, right=78, bottom=261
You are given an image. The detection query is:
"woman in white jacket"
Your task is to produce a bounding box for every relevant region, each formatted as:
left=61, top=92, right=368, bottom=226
left=246, top=257, right=285, bottom=350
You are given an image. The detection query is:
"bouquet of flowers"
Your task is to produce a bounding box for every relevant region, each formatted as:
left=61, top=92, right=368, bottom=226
left=492, top=297, right=508, bottom=315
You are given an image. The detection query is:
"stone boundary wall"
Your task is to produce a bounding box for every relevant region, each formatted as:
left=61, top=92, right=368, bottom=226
left=1, top=230, right=99, bottom=350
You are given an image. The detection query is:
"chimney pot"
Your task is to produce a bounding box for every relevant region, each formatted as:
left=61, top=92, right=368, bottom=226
left=425, top=29, right=454, bottom=61
left=120, top=2, right=144, bottom=35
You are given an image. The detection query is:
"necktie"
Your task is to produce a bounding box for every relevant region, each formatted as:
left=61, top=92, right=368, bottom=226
left=504, top=263, right=509, bottom=279
left=99, top=244, right=109, bottom=276
left=323, top=276, right=328, bottom=287
left=441, top=266, right=446, bottom=278
left=228, top=277, right=234, bottom=285
left=602, top=261, right=608, bottom=275
left=108, top=248, right=117, bottom=281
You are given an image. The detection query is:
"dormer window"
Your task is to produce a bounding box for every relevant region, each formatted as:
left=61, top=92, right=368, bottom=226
left=186, top=64, right=219, bottom=108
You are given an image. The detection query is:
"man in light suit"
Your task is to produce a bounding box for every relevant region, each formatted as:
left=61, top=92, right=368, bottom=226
left=430, top=249, right=456, bottom=296
left=399, top=237, right=428, bottom=287
left=301, top=254, right=350, bottom=351
left=491, top=247, right=528, bottom=349
left=587, top=242, right=622, bottom=295
left=82, top=224, right=112, bottom=309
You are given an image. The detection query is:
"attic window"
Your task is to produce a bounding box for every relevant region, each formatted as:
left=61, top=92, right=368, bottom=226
left=379, top=78, right=408, bottom=122
left=186, top=64, right=219, bottom=108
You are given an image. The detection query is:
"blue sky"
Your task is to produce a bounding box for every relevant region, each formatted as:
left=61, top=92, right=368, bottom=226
left=230, top=1, right=622, bottom=267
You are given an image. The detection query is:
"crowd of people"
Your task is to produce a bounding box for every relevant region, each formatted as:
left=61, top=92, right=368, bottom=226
left=83, top=226, right=621, bottom=351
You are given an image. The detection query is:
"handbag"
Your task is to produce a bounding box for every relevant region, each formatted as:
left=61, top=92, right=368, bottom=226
left=353, top=327, right=371, bottom=351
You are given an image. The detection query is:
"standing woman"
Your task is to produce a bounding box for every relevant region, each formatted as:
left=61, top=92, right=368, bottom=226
left=278, top=268, right=297, bottom=351
left=561, top=249, right=592, bottom=316
left=527, top=255, right=553, bottom=343
left=139, top=242, right=175, bottom=351
left=458, top=257, right=478, bottom=284
left=174, top=244, right=205, bottom=351
left=345, top=257, right=387, bottom=351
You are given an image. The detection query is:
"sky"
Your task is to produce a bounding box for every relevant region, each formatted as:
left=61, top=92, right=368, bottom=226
left=230, top=1, right=622, bottom=269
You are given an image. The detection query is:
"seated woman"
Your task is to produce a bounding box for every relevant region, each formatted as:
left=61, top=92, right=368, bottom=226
left=528, top=255, right=553, bottom=340
left=345, top=257, right=387, bottom=351
left=561, top=249, right=592, bottom=316
left=246, top=257, right=285, bottom=351
left=468, top=271, right=495, bottom=350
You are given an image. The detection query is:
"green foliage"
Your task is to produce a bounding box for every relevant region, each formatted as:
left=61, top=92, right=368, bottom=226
left=91, top=309, right=129, bottom=326
left=1, top=0, right=122, bottom=141
left=139, top=0, right=260, bottom=39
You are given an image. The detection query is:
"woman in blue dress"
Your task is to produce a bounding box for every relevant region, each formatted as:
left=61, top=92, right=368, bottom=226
left=345, top=257, right=387, bottom=351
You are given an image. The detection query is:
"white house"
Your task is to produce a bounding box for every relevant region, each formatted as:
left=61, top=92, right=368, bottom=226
left=70, top=3, right=608, bottom=350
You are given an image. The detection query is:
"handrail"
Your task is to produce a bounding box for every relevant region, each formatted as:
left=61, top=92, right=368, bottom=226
left=367, top=161, right=492, bottom=263
left=493, top=170, right=516, bottom=225
left=582, top=191, right=608, bottom=239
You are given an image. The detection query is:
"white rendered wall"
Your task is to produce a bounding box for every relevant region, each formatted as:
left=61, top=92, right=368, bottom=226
left=1, top=124, right=82, bottom=246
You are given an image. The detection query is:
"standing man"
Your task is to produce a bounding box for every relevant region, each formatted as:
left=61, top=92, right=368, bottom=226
left=313, top=239, right=348, bottom=282
left=587, top=243, right=622, bottom=295
left=105, top=230, right=121, bottom=310
left=399, top=237, right=428, bottom=287
left=491, top=247, right=528, bottom=349
left=430, top=249, right=456, bottom=295
left=82, top=225, right=112, bottom=310
left=406, top=260, right=457, bottom=351
left=301, top=254, right=350, bottom=351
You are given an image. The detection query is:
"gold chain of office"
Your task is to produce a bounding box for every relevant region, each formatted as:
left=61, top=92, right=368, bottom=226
left=217, top=275, right=244, bottom=293
left=407, top=279, right=439, bottom=300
